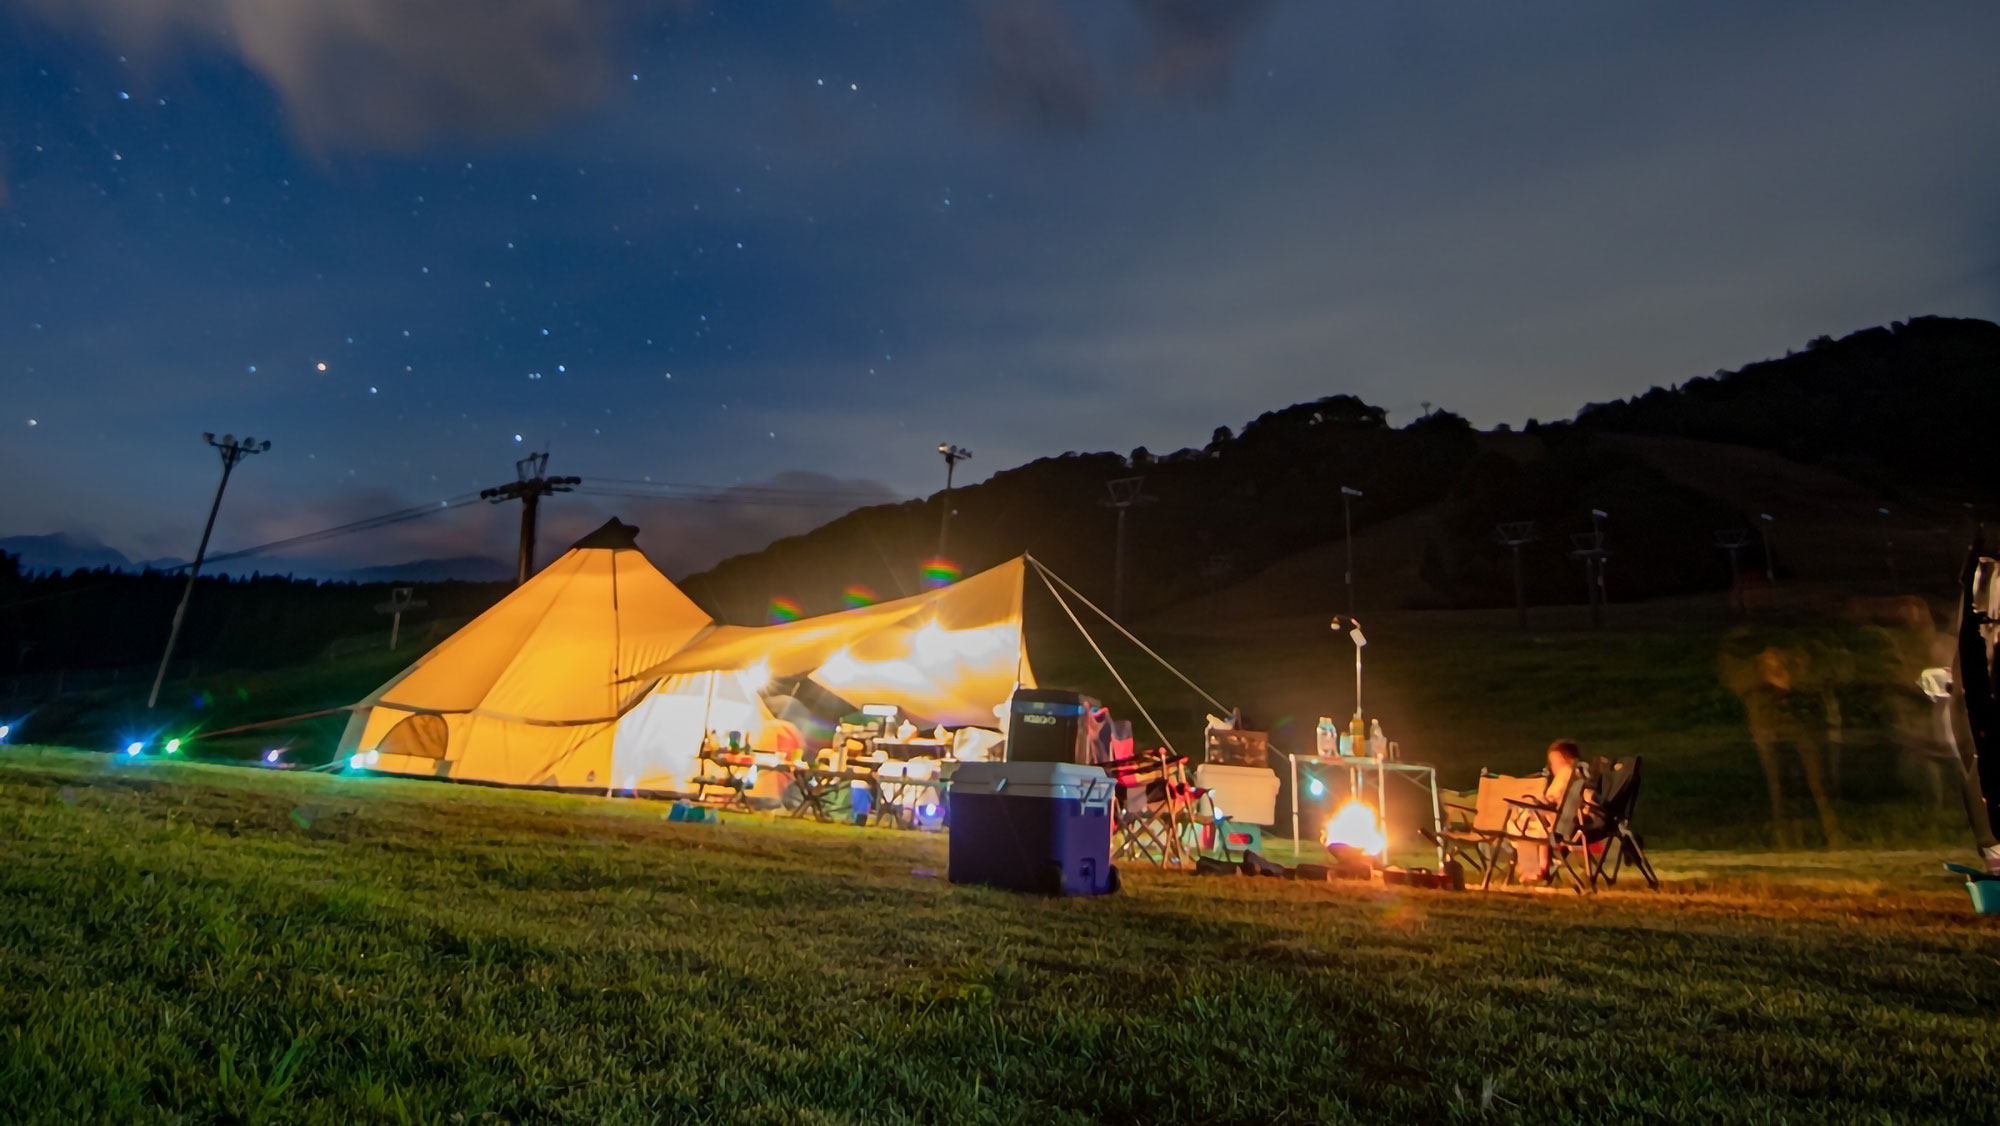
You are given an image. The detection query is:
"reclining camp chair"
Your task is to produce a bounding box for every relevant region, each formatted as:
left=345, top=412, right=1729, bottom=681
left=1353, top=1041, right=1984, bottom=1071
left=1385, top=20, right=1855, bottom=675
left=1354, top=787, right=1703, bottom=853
left=1581, top=756, right=1659, bottom=890
left=1422, top=772, right=1545, bottom=889
left=1105, top=749, right=1197, bottom=868
left=1500, top=770, right=1593, bottom=893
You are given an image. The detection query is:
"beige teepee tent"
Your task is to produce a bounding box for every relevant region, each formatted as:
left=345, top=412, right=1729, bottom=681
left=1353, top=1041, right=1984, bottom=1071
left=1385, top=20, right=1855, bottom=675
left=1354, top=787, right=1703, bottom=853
left=335, top=519, right=715, bottom=789
left=340, top=520, right=1036, bottom=794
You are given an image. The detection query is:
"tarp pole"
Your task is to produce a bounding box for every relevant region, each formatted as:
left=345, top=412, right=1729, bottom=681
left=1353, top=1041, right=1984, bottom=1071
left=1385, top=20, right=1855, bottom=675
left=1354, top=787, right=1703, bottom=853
left=1036, top=566, right=1176, bottom=757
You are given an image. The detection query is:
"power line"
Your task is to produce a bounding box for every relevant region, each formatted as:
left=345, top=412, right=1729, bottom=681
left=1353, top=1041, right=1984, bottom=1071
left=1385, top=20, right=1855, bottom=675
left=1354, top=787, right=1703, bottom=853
left=571, top=487, right=875, bottom=510
left=201, top=494, right=484, bottom=567
left=582, top=476, right=894, bottom=502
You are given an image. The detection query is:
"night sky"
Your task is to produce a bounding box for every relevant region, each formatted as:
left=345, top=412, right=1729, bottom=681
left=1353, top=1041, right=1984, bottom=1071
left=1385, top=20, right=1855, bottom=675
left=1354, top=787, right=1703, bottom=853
left=4, top=1, right=1997, bottom=575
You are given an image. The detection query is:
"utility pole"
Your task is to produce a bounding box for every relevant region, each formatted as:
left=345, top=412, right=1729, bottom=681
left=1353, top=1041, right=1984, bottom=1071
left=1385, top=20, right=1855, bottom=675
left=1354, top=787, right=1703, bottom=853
left=1877, top=506, right=1898, bottom=591
left=1494, top=521, right=1538, bottom=629
left=1100, top=476, right=1156, bottom=621
left=1715, top=529, right=1750, bottom=613
left=935, top=442, right=972, bottom=562
left=148, top=432, right=270, bottom=709
left=374, top=586, right=426, bottom=650
left=480, top=451, right=578, bottom=586
left=1340, top=485, right=1364, bottom=617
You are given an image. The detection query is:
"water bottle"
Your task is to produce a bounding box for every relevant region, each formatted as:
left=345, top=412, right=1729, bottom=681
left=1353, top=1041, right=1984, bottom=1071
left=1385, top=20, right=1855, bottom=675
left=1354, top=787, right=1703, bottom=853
left=1368, top=719, right=1388, bottom=761
left=1316, top=717, right=1337, bottom=756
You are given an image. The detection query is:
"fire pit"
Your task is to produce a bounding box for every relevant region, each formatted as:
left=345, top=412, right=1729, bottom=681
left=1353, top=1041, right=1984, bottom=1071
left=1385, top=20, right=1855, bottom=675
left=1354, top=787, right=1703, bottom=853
left=1322, top=799, right=1384, bottom=879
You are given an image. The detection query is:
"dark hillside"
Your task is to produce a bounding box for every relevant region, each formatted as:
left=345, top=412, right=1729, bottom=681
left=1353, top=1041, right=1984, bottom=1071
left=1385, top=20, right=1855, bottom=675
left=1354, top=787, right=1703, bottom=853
left=1570, top=316, right=2000, bottom=499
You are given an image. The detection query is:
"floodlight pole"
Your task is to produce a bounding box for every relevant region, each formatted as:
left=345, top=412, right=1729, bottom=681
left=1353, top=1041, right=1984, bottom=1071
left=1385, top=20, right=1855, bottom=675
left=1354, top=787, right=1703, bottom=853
left=1340, top=486, right=1363, bottom=617
left=936, top=443, right=972, bottom=562
left=148, top=432, right=270, bottom=709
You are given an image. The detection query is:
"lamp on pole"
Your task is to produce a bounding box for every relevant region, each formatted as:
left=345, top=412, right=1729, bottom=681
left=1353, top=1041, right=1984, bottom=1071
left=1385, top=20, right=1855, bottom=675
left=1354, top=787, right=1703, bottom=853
left=1332, top=615, right=1366, bottom=726
left=1340, top=486, right=1363, bottom=617
left=936, top=442, right=972, bottom=561
left=148, top=432, right=270, bottom=709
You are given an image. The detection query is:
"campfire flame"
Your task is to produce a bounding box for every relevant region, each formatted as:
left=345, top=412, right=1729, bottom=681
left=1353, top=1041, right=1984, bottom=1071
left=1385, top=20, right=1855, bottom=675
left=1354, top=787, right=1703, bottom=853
left=1322, top=799, right=1386, bottom=856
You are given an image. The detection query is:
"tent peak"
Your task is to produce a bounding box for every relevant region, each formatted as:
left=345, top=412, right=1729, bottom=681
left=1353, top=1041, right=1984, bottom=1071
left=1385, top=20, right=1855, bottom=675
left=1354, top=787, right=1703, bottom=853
left=570, top=518, right=642, bottom=551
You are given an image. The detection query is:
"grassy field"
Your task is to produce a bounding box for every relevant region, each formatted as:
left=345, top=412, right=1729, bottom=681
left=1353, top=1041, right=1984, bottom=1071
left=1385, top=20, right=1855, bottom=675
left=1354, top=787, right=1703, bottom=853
left=3, top=747, right=1995, bottom=1124
left=5, top=581, right=1974, bottom=854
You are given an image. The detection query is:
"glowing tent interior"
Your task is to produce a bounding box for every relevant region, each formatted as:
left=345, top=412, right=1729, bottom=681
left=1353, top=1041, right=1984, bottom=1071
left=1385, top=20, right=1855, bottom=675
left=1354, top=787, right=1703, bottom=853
left=337, top=521, right=1035, bottom=793
left=335, top=519, right=716, bottom=789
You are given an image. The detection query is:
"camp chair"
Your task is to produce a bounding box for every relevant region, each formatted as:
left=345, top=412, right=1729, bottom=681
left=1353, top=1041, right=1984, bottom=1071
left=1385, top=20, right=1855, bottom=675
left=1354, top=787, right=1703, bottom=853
left=1106, top=750, right=1197, bottom=868
left=691, top=747, right=756, bottom=813
left=1422, top=773, right=1544, bottom=889
left=1499, top=770, right=1592, bottom=893
left=1581, top=756, right=1659, bottom=890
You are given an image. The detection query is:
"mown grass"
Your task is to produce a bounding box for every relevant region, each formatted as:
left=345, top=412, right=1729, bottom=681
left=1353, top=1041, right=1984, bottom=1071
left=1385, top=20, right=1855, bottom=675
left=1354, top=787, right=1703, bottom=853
left=2, top=748, right=1995, bottom=1124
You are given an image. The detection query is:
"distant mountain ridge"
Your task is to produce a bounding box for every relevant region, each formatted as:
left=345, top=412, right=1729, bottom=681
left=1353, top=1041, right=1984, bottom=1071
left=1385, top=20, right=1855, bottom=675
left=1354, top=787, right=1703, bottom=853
left=0, top=531, right=508, bottom=584
left=0, top=532, right=137, bottom=574
left=678, top=316, right=2000, bottom=623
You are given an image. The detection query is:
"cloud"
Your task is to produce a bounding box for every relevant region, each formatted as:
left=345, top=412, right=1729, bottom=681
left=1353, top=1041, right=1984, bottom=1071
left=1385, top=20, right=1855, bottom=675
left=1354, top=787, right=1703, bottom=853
left=12, top=0, right=689, bottom=151
left=971, top=0, right=1102, bottom=135
left=1128, top=0, right=1277, bottom=101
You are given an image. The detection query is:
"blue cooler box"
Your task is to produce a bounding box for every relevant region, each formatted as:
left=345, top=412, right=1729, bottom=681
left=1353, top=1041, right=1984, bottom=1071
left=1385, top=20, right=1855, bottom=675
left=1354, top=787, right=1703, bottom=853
left=947, top=762, right=1117, bottom=896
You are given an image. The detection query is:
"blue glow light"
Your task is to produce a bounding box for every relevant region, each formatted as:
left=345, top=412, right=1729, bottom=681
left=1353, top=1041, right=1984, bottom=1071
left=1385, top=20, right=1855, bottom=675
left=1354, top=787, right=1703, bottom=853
left=125, top=741, right=144, bottom=756
left=264, top=749, right=282, bottom=763
left=1308, top=777, right=1326, bottom=799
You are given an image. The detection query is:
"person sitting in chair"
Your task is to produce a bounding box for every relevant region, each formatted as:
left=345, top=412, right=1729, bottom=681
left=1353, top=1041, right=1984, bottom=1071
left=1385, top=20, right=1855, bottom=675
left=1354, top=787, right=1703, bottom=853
left=1512, top=739, right=1598, bottom=881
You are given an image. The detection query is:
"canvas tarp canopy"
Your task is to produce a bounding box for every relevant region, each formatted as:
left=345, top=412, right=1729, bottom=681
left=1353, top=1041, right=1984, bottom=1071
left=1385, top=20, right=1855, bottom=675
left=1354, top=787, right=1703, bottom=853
left=628, top=556, right=1035, bottom=729
left=340, top=530, right=1033, bottom=793
left=336, top=518, right=715, bottom=789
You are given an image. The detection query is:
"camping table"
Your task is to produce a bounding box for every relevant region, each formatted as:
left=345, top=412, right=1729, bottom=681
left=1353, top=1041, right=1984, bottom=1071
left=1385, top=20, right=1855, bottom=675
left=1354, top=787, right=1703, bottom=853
left=788, top=768, right=844, bottom=821
left=1288, top=755, right=1446, bottom=868
left=693, top=751, right=758, bottom=812
left=874, top=769, right=945, bottom=828
left=788, top=768, right=893, bottom=825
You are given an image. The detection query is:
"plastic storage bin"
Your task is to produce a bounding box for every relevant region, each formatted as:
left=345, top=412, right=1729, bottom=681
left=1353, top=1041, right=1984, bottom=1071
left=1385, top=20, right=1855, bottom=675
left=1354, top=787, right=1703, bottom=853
left=947, top=762, right=1117, bottom=896
left=1194, top=762, right=1281, bottom=826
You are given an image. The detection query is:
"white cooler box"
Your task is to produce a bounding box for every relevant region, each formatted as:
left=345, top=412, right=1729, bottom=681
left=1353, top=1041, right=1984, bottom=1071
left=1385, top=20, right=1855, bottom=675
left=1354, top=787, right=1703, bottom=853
left=1195, top=763, right=1281, bottom=826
